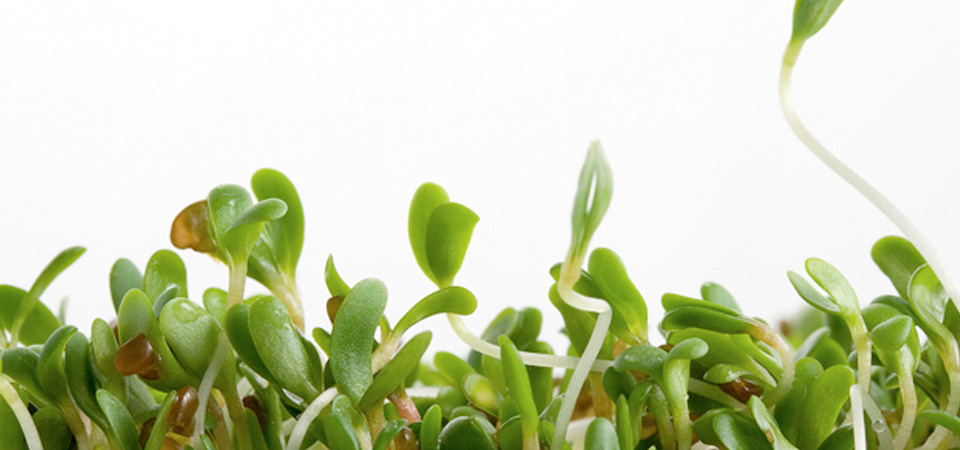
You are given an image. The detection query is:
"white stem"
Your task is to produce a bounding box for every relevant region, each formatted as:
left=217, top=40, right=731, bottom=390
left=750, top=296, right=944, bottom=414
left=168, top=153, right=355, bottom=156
left=851, top=385, right=867, bottom=450
left=779, top=53, right=960, bottom=314
left=0, top=375, right=43, bottom=450
left=193, top=336, right=230, bottom=448
left=860, top=386, right=893, bottom=450
left=286, top=387, right=339, bottom=450
left=551, top=259, right=614, bottom=450
left=893, top=361, right=917, bottom=450
left=446, top=314, right=614, bottom=372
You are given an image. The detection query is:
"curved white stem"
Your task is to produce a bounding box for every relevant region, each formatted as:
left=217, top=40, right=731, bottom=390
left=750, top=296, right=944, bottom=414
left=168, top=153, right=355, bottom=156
left=860, top=386, right=892, bottom=450
left=286, top=387, right=339, bottom=450
left=850, top=385, right=866, bottom=450
left=0, top=375, right=43, bottom=450
left=551, top=260, right=614, bottom=450
left=446, top=314, right=614, bottom=372
left=779, top=52, right=960, bottom=312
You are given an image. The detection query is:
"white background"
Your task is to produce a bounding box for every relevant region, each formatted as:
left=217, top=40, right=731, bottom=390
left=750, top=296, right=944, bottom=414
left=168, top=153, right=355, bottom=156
left=1, top=2, right=958, bottom=357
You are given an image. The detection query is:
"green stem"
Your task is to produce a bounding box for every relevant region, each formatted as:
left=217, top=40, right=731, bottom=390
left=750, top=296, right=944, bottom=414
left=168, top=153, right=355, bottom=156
left=60, top=398, right=91, bottom=450
left=919, top=341, right=960, bottom=450
left=228, top=260, right=248, bottom=308
left=751, top=325, right=794, bottom=407
left=0, top=376, right=43, bottom=450
left=648, top=386, right=676, bottom=450
left=663, top=360, right=693, bottom=450
left=224, top=387, right=254, bottom=450
left=892, top=359, right=917, bottom=450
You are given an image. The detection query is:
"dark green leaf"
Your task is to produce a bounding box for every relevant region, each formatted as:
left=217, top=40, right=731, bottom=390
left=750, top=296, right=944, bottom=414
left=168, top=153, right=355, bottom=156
left=438, top=416, right=497, bottom=450
left=33, top=407, right=72, bottom=450
left=331, top=278, right=387, bottom=404
left=919, top=410, right=960, bottom=435
left=151, top=285, right=179, bottom=318
left=0, top=395, right=27, bottom=450
left=1, top=348, right=48, bottom=404
left=225, top=303, right=274, bottom=383
left=323, top=411, right=361, bottom=450
left=159, top=298, right=223, bottom=379
left=110, top=258, right=142, bottom=313
left=712, top=412, right=773, bottom=450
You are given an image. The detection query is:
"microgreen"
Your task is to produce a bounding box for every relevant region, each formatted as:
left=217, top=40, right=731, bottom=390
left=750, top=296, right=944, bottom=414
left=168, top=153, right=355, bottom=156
left=3, top=3, right=959, bottom=448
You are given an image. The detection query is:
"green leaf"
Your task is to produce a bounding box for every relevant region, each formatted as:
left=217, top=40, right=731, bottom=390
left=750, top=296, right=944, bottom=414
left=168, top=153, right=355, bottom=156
left=325, top=255, right=351, bottom=298
left=392, top=287, right=477, bottom=339
left=159, top=298, right=222, bottom=379
left=8, top=246, right=82, bottom=344
left=919, top=410, right=960, bottom=435
left=65, top=332, right=110, bottom=433
left=791, top=0, right=846, bottom=43
left=36, top=325, right=77, bottom=402
left=499, top=336, right=539, bottom=435
left=568, top=141, right=613, bottom=262
left=438, top=416, right=498, bottom=450
left=712, top=412, right=773, bottom=450
left=224, top=303, right=274, bottom=383
left=787, top=271, right=840, bottom=315
left=202, top=287, right=228, bottom=326
left=425, top=202, right=479, bottom=288
left=584, top=418, right=620, bottom=450
left=614, top=344, right=667, bottom=382
left=248, top=295, right=319, bottom=401
left=602, top=367, right=637, bottom=402
left=331, top=278, right=387, bottom=404
left=700, top=282, right=741, bottom=313
left=409, top=183, right=450, bottom=285
left=666, top=337, right=708, bottom=363
left=0, top=395, right=27, bottom=450
left=462, top=374, right=503, bottom=417
left=372, top=420, right=408, bottom=450
left=804, top=258, right=859, bottom=313
left=96, top=390, right=143, bottom=450
left=749, top=396, right=799, bottom=450
left=908, top=265, right=949, bottom=338
left=33, top=407, right=72, bottom=450
left=0, top=285, right=61, bottom=346
left=143, top=250, right=187, bottom=303
left=871, top=236, right=926, bottom=299
left=1, top=348, right=49, bottom=404
left=420, top=404, right=443, bottom=450
left=510, top=307, right=542, bottom=349
left=117, top=289, right=198, bottom=390
left=869, top=316, right=913, bottom=353
left=615, top=395, right=633, bottom=450
left=549, top=263, right=605, bottom=299
left=522, top=341, right=554, bottom=412
left=251, top=168, right=304, bottom=277
left=359, top=331, right=432, bottom=410
left=661, top=293, right=740, bottom=316
left=151, top=285, right=179, bottom=318
left=435, top=351, right=476, bottom=388
left=89, top=318, right=125, bottom=399
left=143, top=391, right=177, bottom=450
left=588, top=247, right=648, bottom=344
left=110, top=258, right=143, bottom=313
left=323, top=411, right=361, bottom=450
left=797, top=365, right=855, bottom=450
left=661, top=306, right=755, bottom=335
left=549, top=284, right=615, bottom=359
left=703, top=364, right=757, bottom=385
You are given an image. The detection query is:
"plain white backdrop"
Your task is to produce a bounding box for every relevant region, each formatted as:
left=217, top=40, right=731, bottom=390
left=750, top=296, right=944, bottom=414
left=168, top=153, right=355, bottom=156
left=1, top=2, right=958, bottom=356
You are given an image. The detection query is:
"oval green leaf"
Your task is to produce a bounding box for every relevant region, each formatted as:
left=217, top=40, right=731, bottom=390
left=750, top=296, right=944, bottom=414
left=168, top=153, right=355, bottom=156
left=425, top=202, right=479, bottom=288
left=251, top=168, right=304, bottom=277
left=393, top=287, right=477, bottom=339
left=96, top=390, right=142, bottom=450
left=109, top=258, right=143, bottom=313
left=249, top=295, right=319, bottom=401
left=331, top=278, right=387, bottom=404
left=588, top=247, right=647, bottom=345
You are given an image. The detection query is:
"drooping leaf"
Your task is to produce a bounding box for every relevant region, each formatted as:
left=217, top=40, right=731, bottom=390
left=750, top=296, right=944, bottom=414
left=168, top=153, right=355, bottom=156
left=331, top=278, right=387, bottom=404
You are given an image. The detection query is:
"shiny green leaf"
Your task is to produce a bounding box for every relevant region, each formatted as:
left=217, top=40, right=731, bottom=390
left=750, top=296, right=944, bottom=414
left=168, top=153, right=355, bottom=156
left=372, top=420, right=408, bottom=450
left=435, top=351, right=476, bottom=388
left=65, top=332, right=109, bottom=432
left=522, top=341, right=554, bottom=412
left=585, top=418, right=620, bottom=450
left=712, top=412, right=773, bottom=450
left=871, top=236, right=926, bottom=299
left=804, top=258, right=859, bottom=313
left=615, top=395, right=632, bottom=450
left=159, top=298, right=223, bottom=379
left=117, top=289, right=197, bottom=390
left=331, top=278, right=387, bottom=404
left=701, top=282, right=741, bottom=313
left=462, top=373, right=502, bottom=417
left=420, top=404, right=443, bottom=450
left=614, top=344, right=667, bottom=382
left=202, top=287, right=228, bottom=326
left=749, top=396, right=798, bottom=450
left=797, top=365, right=855, bottom=450
left=661, top=306, right=755, bottom=335
left=324, top=255, right=351, bottom=298
left=919, top=410, right=960, bottom=435
left=787, top=271, right=840, bottom=315
left=499, top=336, right=539, bottom=436
left=438, top=416, right=497, bottom=450
left=36, top=325, right=77, bottom=402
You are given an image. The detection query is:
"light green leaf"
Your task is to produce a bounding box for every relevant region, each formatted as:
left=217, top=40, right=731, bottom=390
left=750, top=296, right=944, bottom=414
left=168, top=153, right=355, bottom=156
left=409, top=183, right=450, bottom=285
left=568, top=141, right=613, bottom=262
left=392, top=287, right=477, bottom=339
left=0, top=285, right=61, bottom=346
left=871, top=236, right=926, bottom=299
left=797, top=365, right=855, bottom=450
left=791, top=0, right=846, bottom=43
left=588, top=247, right=647, bottom=345
left=325, top=255, right=351, bottom=298
left=435, top=351, right=476, bottom=387
left=143, top=250, right=187, bottom=303
left=462, top=374, right=503, bottom=417
left=499, top=336, right=539, bottom=437
left=331, top=278, right=387, bottom=404
left=251, top=168, right=304, bottom=277
left=661, top=306, right=755, bottom=335
left=420, top=404, right=443, bottom=450
left=36, top=325, right=77, bottom=402
left=584, top=418, right=620, bottom=450
left=425, top=202, right=479, bottom=288
left=701, top=282, right=742, bottom=313
left=96, top=390, right=142, bottom=450
left=787, top=271, right=840, bottom=315
left=749, top=396, right=799, bottom=450
left=804, top=258, right=859, bottom=313
left=613, top=345, right=667, bottom=382
left=159, top=298, right=222, bottom=379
